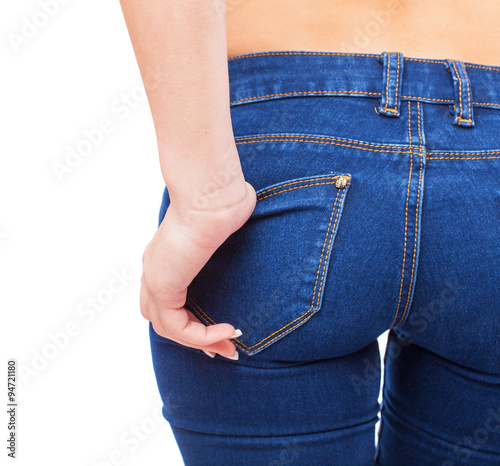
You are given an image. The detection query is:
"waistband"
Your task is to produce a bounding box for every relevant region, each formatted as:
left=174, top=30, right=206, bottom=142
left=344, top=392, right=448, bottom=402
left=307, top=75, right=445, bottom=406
left=227, top=51, right=500, bottom=115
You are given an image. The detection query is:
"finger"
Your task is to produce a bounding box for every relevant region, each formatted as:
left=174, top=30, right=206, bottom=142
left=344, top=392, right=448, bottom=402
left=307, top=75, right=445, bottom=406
left=151, top=305, right=238, bottom=354
left=158, top=304, right=237, bottom=347
left=159, top=331, right=237, bottom=357
left=182, top=308, right=240, bottom=353
left=149, top=310, right=237, bottom=356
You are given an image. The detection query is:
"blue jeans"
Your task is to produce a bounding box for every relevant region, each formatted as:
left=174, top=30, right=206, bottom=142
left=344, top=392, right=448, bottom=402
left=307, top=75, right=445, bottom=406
left=149, top=51, right=500, bottom=465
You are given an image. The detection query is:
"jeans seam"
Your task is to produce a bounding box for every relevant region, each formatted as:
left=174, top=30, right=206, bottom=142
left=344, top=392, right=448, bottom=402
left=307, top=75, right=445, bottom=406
left=231, top=91, right=500, bottom=109
left=236, top=133, right=408, bottom=150
left=395, top=102, right=425, bottom=327
left=236, top=137, right=407, bottom=154
left=382, top=52, right=401, bottom=113
left=390, top=101, right=414, bottom=329
left=383, top=53, right=391, bottom=110
left=236, top=135, right=500, bottom=160
left=230, top=89, right=380, bottom=105
left=427, top=155, right=500, bottom=160
left=257, top=175, right=346, bottom=199
left=228, top=51, right=500, bottom=71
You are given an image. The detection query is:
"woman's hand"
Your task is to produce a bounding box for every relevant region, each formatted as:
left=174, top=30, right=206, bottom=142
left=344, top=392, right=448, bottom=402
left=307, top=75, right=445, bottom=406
left=120, top=0, right=251, bottom=360
left=140, top=176, right=257, bottom=359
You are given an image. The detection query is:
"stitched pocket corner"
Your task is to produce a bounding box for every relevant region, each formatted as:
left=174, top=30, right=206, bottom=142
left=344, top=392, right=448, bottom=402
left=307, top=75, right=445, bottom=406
left=185, top=173, right=352, bottom=355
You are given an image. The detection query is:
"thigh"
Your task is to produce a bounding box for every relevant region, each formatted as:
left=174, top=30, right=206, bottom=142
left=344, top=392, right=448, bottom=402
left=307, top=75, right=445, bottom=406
left=376, top=330, right=500, bottom=465
left=150, top=324, right=381, bottom=465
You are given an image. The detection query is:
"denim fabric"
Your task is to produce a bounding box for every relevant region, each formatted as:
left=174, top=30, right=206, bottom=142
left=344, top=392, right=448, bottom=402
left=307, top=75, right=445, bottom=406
left=149, top=51, right=500, bottom=465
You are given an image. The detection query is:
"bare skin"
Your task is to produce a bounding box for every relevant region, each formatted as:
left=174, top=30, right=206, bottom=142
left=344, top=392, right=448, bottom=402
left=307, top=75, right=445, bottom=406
left=226, top=0, right=500, bottom=66
left=120, top=0, right=256, bottom=361
left=119, top=1, right=498, bottom=363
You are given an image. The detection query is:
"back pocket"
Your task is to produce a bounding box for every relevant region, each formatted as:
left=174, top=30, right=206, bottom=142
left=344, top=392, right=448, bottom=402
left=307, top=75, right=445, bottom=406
left=185, top=173, right=352, bottom=355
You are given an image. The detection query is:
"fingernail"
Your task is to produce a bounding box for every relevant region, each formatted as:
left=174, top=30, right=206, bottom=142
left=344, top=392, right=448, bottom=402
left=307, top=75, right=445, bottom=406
left=230, top=329, right=242, bottom=339
left=224, top=350, right=239, bottom=361
left=203, top=350, right=216, bottom=358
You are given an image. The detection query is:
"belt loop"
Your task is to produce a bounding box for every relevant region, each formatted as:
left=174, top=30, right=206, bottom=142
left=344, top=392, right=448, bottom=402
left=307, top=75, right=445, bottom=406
left=444, top=59, right=475, bottom=128
left=376, top=51, right=404, bottom=117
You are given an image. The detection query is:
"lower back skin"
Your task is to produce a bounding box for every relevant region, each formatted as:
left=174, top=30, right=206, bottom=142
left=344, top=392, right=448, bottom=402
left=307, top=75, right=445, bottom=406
left=226, top=0, right=500, bottom=66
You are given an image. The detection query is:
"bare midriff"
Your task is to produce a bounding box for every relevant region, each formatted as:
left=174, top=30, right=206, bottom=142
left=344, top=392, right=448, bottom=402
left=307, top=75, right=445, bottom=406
left=226, top=0, right=500, bottom=67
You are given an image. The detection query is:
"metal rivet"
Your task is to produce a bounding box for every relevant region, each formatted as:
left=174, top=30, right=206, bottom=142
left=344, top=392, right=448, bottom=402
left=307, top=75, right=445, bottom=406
left=335, top=176, right=348, bottom=189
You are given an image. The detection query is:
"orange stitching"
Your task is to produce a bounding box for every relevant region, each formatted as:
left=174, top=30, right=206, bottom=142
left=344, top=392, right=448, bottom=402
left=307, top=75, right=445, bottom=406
left=187, top=299, right=214, bottom=326
left=451, top=60, right=464, bottom=119
left=403, top=97, right=500, bottom=108
left=236, top=137, right=407, bottom=154
left=228, top=51, right=380, bottom=61
left=462, top=61, right=473, bottom=122
left=396, top=102, right=424, bottom=327
left=427, top=156, right=500, bottom=160
left=465, top=63, right=500, bottom=70
left=234, top=188, right=343, bottom=351
left=187, top=186, right=349, bottom=353
left=313, top=190, right=344, bottom=311
left=258, top=180, right=346, bottom=201
left=405, top=58, right=445, bottom=64
left=230, top=89, right=381, bottom=105
left=257, top=175, right=349, bottom=197
left=396, top=149, right=422, bottom=327
left=451, top=60, right=474, bottom=124
left=398, top=56, right=500, bottom=70
left=428, top=150, right=500, bottom=155
left=384, top=52, right=402, bottom=112
left=241, top=188, right=342, bottom=350
left=186, top=188, right=344, bottom=350
left=383, top=53, right=391, bottom=110
left=458, top=62, right=473, bottom=123
left=242, top=189, right=346, bottom=351
left=401, top=95, right=454, bottom=103
left=390, top=101, right=413, bottom=329
left=394, top=52, right=401, bottom=111
left=230, top=90, right=500, bottom=109
left=383, top=53, right=399, bottom=113
left=475, top=102, right=500, bottom=108
left=235, top=134, right=406, bottom=150
left=417, top=100, right=423, bottom=145
left=235, top=135, right=500, bottom=159
left=227, top=51, right=500, bottom=71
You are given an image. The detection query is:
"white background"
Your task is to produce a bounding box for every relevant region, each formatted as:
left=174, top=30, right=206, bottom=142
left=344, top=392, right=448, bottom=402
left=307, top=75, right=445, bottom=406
left=2, top=2, right=388, bottom=465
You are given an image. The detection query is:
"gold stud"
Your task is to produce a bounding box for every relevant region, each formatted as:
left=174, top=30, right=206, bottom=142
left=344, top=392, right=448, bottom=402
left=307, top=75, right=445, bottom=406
left=335, top=176, right=348, bottom=189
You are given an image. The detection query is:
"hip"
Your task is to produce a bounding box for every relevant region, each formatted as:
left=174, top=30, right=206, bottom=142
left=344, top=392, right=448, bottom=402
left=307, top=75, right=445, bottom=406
left=157, top=51, right=500, bottom=372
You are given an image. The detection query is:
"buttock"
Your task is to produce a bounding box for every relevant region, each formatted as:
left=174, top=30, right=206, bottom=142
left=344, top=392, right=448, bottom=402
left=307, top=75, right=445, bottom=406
left=156, top=52, right=500, bottom=372
left=151, top=50, right=500, bottom=464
